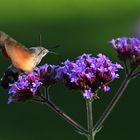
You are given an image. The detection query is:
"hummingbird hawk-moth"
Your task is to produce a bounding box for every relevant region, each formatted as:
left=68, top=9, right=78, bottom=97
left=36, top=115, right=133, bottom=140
left=0, top=31, right=49, bottom=72
left=0, top=31, right=54, bottom=88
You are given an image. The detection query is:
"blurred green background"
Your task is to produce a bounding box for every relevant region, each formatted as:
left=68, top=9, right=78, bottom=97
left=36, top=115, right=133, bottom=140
left=0, top=0, right=140, bottom=140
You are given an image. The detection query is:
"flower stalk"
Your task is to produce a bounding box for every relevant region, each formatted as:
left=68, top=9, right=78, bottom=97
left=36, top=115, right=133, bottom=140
left=35, top=88, right=89, bottom=136
left=86, top=100, right=95, bottom=140
left=92, top=72, right=132, bottom=132
left=42, top=97, right=88, bottom=135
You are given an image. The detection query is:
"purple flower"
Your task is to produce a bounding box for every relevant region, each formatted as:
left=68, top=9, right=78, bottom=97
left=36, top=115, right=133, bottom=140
left=83, top=89, right=93, bottom=99
left=99, top=85, right=110, bottom=92
left=30, top=80, right=42, bottom=93
left=8, top=64, right=57, bottom=103
left=56, top=53, right=123, bottom=100
left=110, top=37, right=140, bottom=66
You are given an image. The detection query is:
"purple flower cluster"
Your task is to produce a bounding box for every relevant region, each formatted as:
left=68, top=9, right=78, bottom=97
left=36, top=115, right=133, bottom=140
left=8, top=53, right=122, bottom=103
left=8, top=64, right=57, bottom=103
left=56, top=53, right=123, bottom=100
left=110, top=37, right=140, bottom=65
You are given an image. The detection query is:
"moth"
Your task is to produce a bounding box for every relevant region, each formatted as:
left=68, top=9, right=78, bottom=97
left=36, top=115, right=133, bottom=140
left=0, top=31, right=49, bottom=72
left=0, top=31, right=57, bottom=88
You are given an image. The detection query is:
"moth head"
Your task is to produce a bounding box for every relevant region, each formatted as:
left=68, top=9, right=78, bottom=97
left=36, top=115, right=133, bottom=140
left=29, top=47, right=49, bottom=57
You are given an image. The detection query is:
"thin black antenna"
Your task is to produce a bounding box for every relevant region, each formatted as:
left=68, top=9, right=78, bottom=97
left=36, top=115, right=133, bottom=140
left=49, top=51, right=60, bottom=55
left=37, top=33, right=63, bottom=61
left=49, top=51, right=63, bottom=62
left=39, top=33, right=42, bottom=46
left=47, top=45, right=60, bottom=50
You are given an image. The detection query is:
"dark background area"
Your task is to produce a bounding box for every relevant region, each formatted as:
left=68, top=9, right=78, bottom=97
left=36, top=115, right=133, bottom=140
left=0, top=0, right=140, bottom=140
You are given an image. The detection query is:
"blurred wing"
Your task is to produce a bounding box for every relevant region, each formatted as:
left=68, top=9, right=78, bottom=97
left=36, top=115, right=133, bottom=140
left=0, top=31, right=8, bottom=49
left=4, top=37, right=35, bottom=72
left=0, top=65, right=21, bottom=88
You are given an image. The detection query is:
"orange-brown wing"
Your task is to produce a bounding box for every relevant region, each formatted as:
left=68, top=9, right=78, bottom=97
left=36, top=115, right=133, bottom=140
left=0, top=31, right=10, bottom=58
left=4, top=37, right=35, bottom=72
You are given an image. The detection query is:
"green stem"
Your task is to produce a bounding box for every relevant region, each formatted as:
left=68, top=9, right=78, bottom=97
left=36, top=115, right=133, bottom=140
left=44, top=86, right=50, bottom=99
left=86, top=100, right=93, bottom=134
left=32, top=96, right=88, bottom=135
left=39, top=87, right=89, bottom=135
left=86, top=100, right=95, bottom=140
left=88, top=135, right=95, bottom=140
left=87, top=133, right=95, bottom=140
left=92, top=73, right=132, bottom=132
left=123, top=59, right=129, bottom=75
left=130, top=71, right=140, bottom=79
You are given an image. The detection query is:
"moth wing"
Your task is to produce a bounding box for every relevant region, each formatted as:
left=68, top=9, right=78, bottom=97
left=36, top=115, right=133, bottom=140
left=4, top=41, right=35, bottom=72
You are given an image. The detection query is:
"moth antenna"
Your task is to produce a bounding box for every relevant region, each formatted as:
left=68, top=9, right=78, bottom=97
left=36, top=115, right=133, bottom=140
left=48, top=51, right=63, bottom=62
left=37, top=34, right=63, bottom=61
left=48, top=51, right=59, bottom=55
left=38, top=33, right=60, bottom=50
left=47, top=45, right=60, bottom=50
left=39, top=33, right=42, bottom=46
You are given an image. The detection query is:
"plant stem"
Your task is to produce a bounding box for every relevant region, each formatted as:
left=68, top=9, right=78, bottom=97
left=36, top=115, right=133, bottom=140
left=44, top=86, right=50, bottom=99
left=131, top=71, right=140, bottom=79
left=35, top=86, right=88, bottom=135
left=87, top=135, right=95, bottom=140
left=92, top=74, right=131, bottom=132
left=32, top=96, right=88, bottom=135
left=123, top=60, right=129, bottom=75
left=86, top=100, right=93, bottom=134
left=86, top=100, right=95, bottom=140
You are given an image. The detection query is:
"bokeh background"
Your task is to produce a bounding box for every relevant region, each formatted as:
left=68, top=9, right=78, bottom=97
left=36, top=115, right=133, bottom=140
left=0, top=0, right=140, bottom=140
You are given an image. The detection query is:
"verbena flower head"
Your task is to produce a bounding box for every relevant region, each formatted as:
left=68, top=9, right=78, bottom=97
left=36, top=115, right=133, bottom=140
left=56, top=53, right=123, bottom=100
left=8, top=64, right=57, bottom=104
left=110, top=37, right=140, bottom=66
